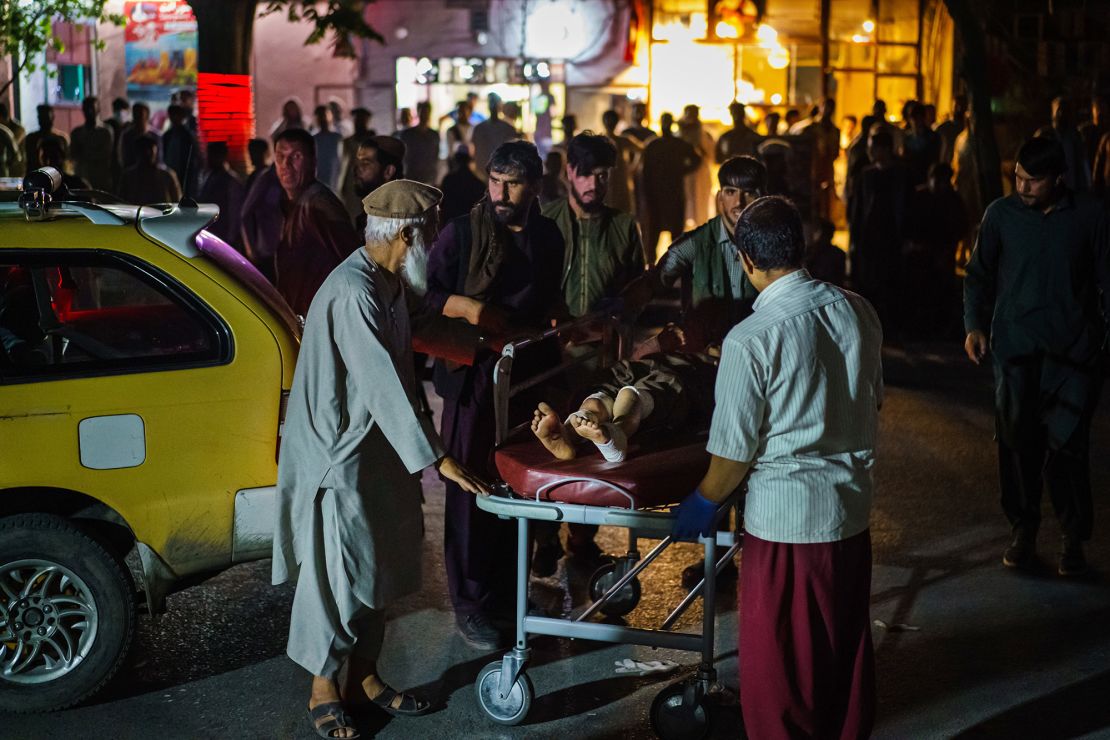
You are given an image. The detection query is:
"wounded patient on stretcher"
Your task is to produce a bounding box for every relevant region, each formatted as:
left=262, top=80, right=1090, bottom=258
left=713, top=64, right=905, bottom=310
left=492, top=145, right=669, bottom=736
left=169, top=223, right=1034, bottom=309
left=531, top=325, right=719, bottom=463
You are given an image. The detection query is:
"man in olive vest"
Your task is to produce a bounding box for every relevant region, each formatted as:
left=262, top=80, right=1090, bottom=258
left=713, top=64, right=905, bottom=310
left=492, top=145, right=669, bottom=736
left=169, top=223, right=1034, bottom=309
left=626, top=155, right=766, bottom=352
left=541, top=132, right=645, bottom=319
left=536, top=131, right=645, bottom=572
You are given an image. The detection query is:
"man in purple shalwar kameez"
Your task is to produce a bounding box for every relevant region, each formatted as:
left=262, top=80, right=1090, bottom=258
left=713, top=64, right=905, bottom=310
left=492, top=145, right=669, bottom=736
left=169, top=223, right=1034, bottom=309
left=424, top=140, right=564, bottom=649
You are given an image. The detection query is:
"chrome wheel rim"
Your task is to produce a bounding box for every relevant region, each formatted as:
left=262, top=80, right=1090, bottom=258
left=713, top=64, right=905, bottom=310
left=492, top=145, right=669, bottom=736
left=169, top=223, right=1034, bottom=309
left=0, top=559, right=98, bottom=685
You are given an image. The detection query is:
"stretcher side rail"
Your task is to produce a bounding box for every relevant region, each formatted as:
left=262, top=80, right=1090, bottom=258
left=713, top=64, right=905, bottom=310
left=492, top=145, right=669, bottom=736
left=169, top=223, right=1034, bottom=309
left=479, top=483, right=738, bottom=542
left=492, top=312, right=622, bottom=446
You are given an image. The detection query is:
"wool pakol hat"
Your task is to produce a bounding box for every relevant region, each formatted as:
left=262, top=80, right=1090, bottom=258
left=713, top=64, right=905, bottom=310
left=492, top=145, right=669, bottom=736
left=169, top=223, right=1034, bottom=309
left=361, top=179, right=442, bottom=218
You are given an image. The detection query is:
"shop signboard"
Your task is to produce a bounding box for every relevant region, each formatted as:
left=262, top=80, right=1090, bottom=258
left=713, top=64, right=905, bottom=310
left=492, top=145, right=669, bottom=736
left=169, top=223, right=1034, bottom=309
left=123, top=1, right=198, bottom=105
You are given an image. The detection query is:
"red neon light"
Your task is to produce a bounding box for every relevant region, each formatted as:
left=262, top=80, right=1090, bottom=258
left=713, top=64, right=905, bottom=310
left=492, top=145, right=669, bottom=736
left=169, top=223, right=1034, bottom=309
left=197, top=72, right=255, bottom=171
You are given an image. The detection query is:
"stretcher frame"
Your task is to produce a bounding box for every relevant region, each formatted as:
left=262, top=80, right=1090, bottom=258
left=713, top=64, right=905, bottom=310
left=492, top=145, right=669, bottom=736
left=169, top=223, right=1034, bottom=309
left=474, top=314, right=741, bottom=734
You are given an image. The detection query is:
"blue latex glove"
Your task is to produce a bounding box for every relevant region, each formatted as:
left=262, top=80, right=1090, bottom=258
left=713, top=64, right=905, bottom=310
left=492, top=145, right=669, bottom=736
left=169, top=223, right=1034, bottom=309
left=672, top=489, right=718, bottom=541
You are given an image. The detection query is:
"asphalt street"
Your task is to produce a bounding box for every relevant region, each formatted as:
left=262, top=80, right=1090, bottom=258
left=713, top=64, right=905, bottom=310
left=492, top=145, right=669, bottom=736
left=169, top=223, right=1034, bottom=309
left=4, top=340, right=1110, bottom=739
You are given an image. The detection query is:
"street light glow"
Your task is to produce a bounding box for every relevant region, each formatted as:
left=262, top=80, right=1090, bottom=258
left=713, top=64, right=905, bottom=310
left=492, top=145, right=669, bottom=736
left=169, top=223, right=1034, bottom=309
left=715, top=21, right=740, bottom=39
left=756, top=24, right=778, bottom=47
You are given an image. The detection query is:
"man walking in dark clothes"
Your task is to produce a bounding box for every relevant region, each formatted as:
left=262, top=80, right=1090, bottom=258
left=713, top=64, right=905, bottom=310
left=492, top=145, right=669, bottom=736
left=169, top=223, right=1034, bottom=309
left=640, top=112, right=701, bottom=264
left=715, top=101, right=762, bottom=162
left=964, top=136, right=1109, bottom=576
left=848, top=129, right=912, bottom=334
left=163, top=104, right=199, bottom=197
left=424, top=141, right=565, bottom=649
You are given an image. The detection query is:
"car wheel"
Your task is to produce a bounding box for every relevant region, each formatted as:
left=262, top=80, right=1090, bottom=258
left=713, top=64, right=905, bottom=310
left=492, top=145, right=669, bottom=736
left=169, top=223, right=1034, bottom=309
left=0, top=513, right=136, bottom=713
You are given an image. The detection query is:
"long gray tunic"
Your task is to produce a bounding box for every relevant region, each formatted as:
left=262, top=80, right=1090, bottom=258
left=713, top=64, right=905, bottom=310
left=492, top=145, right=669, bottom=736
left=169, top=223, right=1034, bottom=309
left=272, top=247, right=444, bottom=609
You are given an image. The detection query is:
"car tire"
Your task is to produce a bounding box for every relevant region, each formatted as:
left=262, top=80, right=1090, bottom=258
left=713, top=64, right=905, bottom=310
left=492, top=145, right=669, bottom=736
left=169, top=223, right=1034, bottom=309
left=0, top=513, right=136, bottom=713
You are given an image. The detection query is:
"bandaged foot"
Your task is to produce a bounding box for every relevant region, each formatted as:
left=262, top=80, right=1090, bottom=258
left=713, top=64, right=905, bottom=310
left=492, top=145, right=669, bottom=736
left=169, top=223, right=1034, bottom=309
left=574, top=414, right=629, bottom=463
left=531, top=402, right=577, bottom=460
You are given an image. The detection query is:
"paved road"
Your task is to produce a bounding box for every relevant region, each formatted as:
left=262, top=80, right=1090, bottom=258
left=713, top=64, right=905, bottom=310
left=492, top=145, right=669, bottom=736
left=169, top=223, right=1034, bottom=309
left=5, top=341, right=1110, bottom=739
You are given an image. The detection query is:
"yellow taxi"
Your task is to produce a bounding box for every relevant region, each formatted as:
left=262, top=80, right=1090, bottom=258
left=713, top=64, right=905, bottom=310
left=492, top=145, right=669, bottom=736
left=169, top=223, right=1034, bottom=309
left=0, top=170, right=299, bottom=712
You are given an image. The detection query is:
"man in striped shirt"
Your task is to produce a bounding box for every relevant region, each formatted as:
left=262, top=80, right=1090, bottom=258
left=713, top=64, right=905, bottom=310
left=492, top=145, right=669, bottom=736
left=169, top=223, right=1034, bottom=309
left=674, top=196, right=883, bottom=739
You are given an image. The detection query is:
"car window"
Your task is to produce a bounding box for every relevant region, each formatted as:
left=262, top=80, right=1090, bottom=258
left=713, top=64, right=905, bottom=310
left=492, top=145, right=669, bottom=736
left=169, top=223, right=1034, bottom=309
left=0, top=251, right=230, bottom=381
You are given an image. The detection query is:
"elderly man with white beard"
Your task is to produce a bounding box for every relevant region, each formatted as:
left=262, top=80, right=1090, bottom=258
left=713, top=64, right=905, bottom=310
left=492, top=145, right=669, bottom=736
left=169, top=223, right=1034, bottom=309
left=272, top=180, right=490, bottom=740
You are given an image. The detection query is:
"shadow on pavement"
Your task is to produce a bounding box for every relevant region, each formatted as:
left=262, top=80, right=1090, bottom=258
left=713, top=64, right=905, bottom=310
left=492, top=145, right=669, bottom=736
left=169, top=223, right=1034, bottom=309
left=527, top=672, right=669, bottom=724
left=414, top=633, right=612, bottom=711
left=952, top=670, right=1110, bottom=739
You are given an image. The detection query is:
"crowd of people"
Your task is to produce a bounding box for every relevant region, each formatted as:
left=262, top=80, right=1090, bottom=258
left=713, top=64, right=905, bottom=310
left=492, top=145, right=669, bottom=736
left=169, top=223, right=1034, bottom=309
left=5, top=85, right=1107, bottom=740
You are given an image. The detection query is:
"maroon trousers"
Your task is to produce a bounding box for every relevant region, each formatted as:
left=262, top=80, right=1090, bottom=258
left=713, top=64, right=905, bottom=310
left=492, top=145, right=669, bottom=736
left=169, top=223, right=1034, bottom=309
left=739, top=530, right=875, bottom=740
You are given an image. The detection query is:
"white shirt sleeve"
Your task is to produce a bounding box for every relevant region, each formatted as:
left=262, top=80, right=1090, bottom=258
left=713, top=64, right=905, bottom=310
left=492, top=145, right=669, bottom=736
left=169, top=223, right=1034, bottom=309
left=706, top=335, right=765, bottom=463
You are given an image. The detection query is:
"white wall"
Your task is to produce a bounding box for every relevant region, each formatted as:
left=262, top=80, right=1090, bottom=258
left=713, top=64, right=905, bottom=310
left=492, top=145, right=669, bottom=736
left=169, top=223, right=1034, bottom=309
left=251, top=10, right=358, bottom=134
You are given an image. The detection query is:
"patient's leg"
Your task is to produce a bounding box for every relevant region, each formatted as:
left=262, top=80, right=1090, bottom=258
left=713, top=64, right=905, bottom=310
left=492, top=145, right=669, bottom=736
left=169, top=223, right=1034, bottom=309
left=531, top=402, right=577, bottom=460
left=574, top=387, right=648, bottom=462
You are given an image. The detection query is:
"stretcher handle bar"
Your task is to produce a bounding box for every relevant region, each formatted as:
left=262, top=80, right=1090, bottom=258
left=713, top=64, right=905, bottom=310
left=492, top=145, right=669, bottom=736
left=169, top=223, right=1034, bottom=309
left=576, top=535, right=673, bottom=622
left=475, top=489, right=731, bottom=534
left=660, top=539, right=743, bottom=632
left=475, top=493, right=563, bottom=521
left=534, top=477, right=636, bottom=509
left=523, top=615, right=702, bottom=653
left=502, top=345, right=603, bottom=400
left=493, top=312, right=620, bottom=446
left=500, top=312, right=616, bottom=352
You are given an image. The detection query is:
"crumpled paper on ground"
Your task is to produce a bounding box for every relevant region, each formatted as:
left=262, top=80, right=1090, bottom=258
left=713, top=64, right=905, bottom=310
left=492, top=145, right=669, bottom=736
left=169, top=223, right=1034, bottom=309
left=613, top=658, right=680, bottom=676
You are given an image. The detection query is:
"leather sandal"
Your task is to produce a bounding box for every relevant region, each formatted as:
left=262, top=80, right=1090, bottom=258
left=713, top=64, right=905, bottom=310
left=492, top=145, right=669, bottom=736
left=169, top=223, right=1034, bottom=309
left=368, top=684, right=432, bottom=717
left=308, top=701, right=360, bottom=739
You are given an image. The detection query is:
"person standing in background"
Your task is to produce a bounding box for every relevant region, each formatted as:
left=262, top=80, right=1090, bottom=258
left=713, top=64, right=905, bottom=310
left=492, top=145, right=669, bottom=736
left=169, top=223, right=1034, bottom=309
left=1035, top=96, right=1091, bottom=193
left=271, top=99, right=307, bottom=140
left=398, top=102, right=441, bottom=186
left=245, top=138, right=272, bottom=193
left=602, top=109, right=638, bottom=215
left=470, top=94, right=519, bottom=179
left=69, top=97, right=114, bottom=192
left=338, top=108, right=378, bottom=219
left=677, top=105, right=714, bottom=227
left=936, top=95, right=968, bottom=168
left=198, top=141, right=246, bottom=251
left=640, top=112, right=701, bottom=264
left=119, top=135, right=181, bottom=206
left=163, top=104, right=200, bottom=197
left=24, top=105, right=69, bottom=174
left=117, top=102, right=159, bottom=173
left=716, top=101, right=763, bottom=162
left=312, top=105, right=344, bottom=193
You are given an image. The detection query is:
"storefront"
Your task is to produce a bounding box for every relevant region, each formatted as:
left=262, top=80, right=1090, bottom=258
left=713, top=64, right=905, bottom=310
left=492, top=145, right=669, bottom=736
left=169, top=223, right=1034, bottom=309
left=394, top=55, right=567, bottom=153
left=644, top=0, right=955, bottom=128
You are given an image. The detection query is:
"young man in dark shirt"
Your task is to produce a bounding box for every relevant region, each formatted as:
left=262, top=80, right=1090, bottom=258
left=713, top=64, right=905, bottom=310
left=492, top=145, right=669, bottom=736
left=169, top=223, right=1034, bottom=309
left=964, top=136, right=1110, bottom=576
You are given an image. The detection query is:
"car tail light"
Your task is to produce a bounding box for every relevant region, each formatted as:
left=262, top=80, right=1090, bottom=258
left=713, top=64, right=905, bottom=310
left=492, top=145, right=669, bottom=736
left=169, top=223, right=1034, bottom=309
left=276, top=390, right=290, bottom=462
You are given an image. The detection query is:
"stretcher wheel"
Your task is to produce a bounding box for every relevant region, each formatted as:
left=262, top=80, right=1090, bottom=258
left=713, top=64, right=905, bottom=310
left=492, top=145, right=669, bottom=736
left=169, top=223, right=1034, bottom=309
left=588, top=562, right=642, bottom=617
left=650, top=681, right=712, bottom=740
left=475, top=660, right=534, bottom=725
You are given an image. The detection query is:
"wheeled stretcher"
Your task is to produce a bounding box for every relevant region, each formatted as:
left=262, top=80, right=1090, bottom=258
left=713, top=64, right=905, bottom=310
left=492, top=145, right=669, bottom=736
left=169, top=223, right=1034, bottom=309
left=471, top=317, right=742, bottom=739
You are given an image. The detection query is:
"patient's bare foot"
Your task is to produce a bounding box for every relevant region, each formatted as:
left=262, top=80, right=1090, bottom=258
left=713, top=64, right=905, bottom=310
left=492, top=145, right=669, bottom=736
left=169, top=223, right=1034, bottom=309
left=572, top=415, right=612, bottom=445
left=532, top=403, right=577, bottom=460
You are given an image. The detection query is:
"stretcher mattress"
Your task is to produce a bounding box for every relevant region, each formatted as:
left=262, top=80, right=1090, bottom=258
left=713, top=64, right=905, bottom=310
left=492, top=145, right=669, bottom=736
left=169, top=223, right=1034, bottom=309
left=494, top=434, right=710, bottom=509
